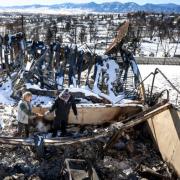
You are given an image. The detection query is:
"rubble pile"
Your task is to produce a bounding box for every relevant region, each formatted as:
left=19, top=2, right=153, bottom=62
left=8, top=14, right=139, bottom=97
left=0, top=131, right=177, bottom=179
left=0, top=123, right=177, bottom=179
left=0, top=105, right=17, bottom=136
left=0, top=29, right=179, bottom=179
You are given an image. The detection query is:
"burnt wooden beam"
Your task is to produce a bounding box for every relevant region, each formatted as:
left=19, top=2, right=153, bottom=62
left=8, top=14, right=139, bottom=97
left=121, top=100, right=168, bottom=124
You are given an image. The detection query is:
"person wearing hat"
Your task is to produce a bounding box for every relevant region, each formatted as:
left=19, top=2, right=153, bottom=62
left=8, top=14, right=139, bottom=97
left=45, top=89, right=78, bottom=137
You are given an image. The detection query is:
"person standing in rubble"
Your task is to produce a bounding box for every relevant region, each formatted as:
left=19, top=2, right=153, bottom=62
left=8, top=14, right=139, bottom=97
left=16, top=92, right=37, bottom=138
left=45, top=89, right=78, bottom=137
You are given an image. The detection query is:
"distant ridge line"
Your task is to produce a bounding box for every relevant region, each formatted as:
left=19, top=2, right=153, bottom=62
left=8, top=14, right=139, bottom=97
left=0, top=2, right=180, bottom=13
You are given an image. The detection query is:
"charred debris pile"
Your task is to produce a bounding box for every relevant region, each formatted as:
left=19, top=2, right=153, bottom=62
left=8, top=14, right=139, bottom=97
left=0, top=30, right=142, bottom=102
left=0, top=129, right=177, bottom=179
left=0, top=104, right=177, bottom=179
left=0, top=31, right=179, bottom=179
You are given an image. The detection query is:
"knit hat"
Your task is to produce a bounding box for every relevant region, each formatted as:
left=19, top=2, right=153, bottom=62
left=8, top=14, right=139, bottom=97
left=59, top=89, right=70, bottom=102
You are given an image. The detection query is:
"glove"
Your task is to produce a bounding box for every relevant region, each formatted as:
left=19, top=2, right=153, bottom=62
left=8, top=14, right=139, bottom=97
left=36, top=113, right=43, bottom=118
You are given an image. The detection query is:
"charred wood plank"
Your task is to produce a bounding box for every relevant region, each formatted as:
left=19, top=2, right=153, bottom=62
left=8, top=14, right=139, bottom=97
left=121, top=100, right=168, bottom=124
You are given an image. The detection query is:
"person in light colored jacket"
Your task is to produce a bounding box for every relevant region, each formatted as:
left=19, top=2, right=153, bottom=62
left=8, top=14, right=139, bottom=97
left=17, top=92, right=36, bottom=137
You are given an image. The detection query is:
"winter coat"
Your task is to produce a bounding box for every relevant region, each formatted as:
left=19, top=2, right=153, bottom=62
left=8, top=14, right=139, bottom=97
left=49, top=95, right=77, bottom=122
left=17, top=100, right=33, bottom=124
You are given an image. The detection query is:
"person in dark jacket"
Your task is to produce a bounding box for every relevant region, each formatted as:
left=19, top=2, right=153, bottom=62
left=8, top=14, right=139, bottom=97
left=45, top=89, right=78, bottom=137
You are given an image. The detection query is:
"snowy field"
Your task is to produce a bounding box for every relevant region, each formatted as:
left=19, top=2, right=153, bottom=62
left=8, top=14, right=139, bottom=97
left=0, top=77, right=15, bottom=105
left=140, top=38, right=180, bottom=58
left=0, top=8, right=92, bottom=15
left=139, top=65, right=180, bottom=108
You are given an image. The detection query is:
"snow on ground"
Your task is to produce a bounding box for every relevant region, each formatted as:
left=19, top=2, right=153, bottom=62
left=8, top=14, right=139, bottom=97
left=25, top=83, right=47, bottom=90
left=69, top=87, right=101, bottom=99
left=93, top=58, right=121, bottom=103
left=99, top=92, right=133, bottom=104
left=0, top=118, right=4, bottom=129
left=31, top=95, right=54, bottom=108
left=0, top=78, right=15, bottom=105
left=140, top=37, right=180, bottom=57
left=139, top=65, right=180, bottom=107
left=1, top=64, right=180, bottom=108
left=0, top=8, right=93, bottom=15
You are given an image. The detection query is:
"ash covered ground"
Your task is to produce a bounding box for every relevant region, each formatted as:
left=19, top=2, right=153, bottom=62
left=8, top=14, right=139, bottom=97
left=0, top=125, right=176, bottom=179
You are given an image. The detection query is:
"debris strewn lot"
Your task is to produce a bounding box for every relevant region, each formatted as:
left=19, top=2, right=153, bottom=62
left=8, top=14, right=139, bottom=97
left=0, top=105, right=177, bottom=179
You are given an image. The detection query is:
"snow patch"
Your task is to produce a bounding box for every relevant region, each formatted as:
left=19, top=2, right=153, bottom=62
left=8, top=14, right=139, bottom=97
left=0, top=78, right=15, bottom=105
left=0, top=118, right=5, bottom=129
left=139, top=65, right=180, bottom=107
left=31, top=95, right=54, bottom=108
left=69, top=87, right=102, bottom=99
left=93, top=58, right=122, bottom=103
left=25, top=83, right=47, bottom=90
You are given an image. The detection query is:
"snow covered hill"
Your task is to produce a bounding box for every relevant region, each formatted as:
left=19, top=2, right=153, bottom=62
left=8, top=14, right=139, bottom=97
left=0, top=2, right=180, bottom=14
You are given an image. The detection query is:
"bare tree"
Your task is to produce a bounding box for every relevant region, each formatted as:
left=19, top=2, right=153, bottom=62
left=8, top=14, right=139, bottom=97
left=174, top=18, right=180, bottom=56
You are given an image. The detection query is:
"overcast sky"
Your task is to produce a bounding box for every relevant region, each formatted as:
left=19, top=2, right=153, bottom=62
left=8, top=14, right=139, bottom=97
left=0, top=0, right=179, bottom=7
